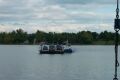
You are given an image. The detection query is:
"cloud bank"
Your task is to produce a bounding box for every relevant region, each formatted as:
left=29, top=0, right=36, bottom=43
left=0, top=0, right=117, bottom=32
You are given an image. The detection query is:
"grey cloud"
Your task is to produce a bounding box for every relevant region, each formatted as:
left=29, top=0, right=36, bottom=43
left=0, top=0, right=39, bottom=22
left=46, top=0, right=116, bottom=5
left=0, top=0, right=115, bottom=31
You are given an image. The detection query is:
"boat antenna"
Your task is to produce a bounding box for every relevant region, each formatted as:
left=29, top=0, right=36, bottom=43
left=113, top=0, right=120, bottom=80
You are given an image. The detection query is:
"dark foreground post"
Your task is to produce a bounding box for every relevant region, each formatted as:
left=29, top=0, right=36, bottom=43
left=113, top=0, right=120, bottom=80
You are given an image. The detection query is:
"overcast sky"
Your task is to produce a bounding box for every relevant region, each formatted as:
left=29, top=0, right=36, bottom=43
left=0, top=0, right=118, bottom=33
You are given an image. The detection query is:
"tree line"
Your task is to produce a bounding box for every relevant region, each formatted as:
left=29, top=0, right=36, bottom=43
left=0, top=29, right=118, bottom=45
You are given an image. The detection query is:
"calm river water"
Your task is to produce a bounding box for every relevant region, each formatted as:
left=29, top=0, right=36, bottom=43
left=0, top=45, right=119, bottom=80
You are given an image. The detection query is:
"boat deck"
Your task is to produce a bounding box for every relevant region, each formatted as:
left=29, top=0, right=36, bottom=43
left=40, top=44, right=72, bottom=54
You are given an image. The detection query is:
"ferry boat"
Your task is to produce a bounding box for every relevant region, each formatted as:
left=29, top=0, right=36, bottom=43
left=40, top=44, right=64, bottom=54
left=39, top=41, right=72, bottom=54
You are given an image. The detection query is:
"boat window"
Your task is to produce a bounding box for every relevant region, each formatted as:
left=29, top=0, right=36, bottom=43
left=43, top=46, right=48, bottom=50
left=56, top=45, right=62, bottom=50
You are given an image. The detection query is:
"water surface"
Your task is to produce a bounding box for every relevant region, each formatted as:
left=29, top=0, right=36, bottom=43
left=0, top=45, right=118, bottom=80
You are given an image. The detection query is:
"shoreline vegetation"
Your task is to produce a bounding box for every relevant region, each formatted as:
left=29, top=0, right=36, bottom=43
left=0, top=29, right=118, bottom=45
